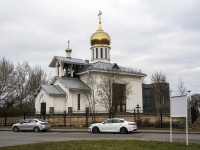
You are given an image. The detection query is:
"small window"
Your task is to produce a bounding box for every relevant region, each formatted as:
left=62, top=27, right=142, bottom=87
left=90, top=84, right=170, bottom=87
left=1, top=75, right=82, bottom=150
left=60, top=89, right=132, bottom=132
left=93, top=49, right=95, bottom=59
left=101, top=48, right=103, bottom=58
left=77, top=94, right=80, bottom=110
left=96, top=48, right=98, bottom=58
left=105, top=48, right=107, bottom=59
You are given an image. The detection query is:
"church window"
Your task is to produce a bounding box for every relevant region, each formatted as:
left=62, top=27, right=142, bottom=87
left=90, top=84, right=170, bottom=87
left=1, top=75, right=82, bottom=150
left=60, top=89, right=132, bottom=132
left=101, top=48, right=103, bottom=58
left=77, top=94, right=80, bottom=110
left=105, top=48, right=107, bottom=59
left=96, top=48, right=98, bottom=58
left=93, top=49, right=95, bottom=59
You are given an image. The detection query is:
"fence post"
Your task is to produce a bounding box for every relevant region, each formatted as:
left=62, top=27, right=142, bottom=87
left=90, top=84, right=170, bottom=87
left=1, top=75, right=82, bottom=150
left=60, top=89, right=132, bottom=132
left=23, top=112, right=25, bottom=120
left=4, top=112, right=7, bottom=126
left=86, top=107, right=89, bottom=127
left=134, top=109, right=136, bottom=122
left=64, top=111, right=66, bottom=126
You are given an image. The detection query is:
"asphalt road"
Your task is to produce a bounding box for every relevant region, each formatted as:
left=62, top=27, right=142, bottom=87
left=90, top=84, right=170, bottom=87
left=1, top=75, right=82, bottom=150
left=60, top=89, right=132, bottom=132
left=0, top=131, right=199, bottom=148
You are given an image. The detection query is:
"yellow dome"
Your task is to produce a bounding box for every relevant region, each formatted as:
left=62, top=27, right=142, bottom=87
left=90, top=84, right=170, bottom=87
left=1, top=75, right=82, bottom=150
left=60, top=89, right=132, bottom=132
left=90, top=30, right=111, bottom=47
left=90, top=11, right=111, bottom=47
left=65, top=47, right=72, bottom=52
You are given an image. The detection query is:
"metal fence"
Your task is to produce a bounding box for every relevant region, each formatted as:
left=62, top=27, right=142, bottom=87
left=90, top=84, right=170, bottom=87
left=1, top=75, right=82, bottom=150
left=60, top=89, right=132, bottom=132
left=0, top=109, right=181, bottom=128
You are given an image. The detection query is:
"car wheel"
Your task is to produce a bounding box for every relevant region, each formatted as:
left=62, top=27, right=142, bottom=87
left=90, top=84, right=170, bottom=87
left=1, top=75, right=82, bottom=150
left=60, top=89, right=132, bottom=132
left=13, top=126, right=19, bottom=132
left=92, top=127, right=100, bottom=133
left=120, top=127, right=128, bottom=134
left=34, top=127, right=40, bottom=133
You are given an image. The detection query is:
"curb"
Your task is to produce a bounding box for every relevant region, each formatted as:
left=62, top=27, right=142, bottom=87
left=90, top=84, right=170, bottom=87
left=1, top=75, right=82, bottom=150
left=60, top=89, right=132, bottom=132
left=1, top=128, right=200, bottom=134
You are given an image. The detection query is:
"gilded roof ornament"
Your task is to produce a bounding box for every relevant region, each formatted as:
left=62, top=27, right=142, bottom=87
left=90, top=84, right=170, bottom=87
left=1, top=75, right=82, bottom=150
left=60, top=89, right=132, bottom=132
left=66, top=40, right=72, bottom=52
left=98, top=10, right=102, bottom=24
left=97, top=10, right=103, bottom=31
left=90, top=11, right=111, bottom=47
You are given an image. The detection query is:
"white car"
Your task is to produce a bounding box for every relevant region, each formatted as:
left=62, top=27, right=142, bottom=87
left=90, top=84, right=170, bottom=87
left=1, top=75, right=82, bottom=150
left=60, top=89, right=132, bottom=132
left=12, top=118, right=50, bottom=132
left=88, top=118, right=137, bottom=134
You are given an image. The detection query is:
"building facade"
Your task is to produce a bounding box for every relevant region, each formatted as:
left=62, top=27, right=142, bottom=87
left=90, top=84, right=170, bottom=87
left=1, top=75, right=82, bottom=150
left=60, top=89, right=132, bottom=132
left=142, top=83, right=170, bottom=113
left=34, top=11, right=146, bottom=114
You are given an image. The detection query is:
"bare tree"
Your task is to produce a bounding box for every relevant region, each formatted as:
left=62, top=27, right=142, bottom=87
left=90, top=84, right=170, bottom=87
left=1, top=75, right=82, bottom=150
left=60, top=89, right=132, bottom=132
left=14, top=61, right=31, bottom=110
left=176, top=78, right=187, bottom=96
left=151, top=71, right=170, bottom=127
left=97, top=70, right=132, bottom=118
left=0, top=57, right=15, bottom=108
left=81, top=73, right=98, bottom=123
left=150, top=71, right=169, bottom=109
left=191, top=94, right=200, bottom=107
left=26, top=65, right=48, bottom=109
left=151, top=71, right=167, bottom=84
left=0, top=57, right=49, bottom=111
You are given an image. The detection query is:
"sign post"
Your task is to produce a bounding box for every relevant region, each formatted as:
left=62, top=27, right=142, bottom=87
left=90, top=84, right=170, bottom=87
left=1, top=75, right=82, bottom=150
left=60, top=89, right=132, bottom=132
left=170, top=95, right=188, bottom=145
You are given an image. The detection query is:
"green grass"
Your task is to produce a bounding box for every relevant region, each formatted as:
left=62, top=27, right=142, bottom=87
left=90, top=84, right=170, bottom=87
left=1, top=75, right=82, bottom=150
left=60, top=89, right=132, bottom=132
left=0, top=140, right=200, bottom=150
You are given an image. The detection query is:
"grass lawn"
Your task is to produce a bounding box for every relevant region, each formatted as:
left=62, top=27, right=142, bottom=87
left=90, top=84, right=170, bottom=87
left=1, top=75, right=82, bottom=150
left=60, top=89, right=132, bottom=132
left=0, top=140, right=200, bottom=150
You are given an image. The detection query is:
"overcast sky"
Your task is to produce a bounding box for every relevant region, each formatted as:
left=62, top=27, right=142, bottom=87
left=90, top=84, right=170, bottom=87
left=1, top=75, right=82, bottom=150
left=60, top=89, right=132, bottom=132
left=0, top=0, right=200, bottom=95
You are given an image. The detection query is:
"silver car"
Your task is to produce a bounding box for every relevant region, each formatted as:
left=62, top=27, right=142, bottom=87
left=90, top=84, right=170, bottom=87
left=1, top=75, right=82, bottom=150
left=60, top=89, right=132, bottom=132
left=12, top=118, right=50, bottom=132
left=88, top=118, right=137, bottom=134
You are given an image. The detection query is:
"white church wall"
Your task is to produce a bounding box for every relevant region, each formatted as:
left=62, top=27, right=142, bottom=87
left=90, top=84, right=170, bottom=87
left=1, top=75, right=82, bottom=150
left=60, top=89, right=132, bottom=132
left=71, top=90, right=88, bottom=112
left=35, top=89, right=54, bottom=113
left=80, top=73, right=107, bottom=112
left=80, top=72, right=144, bottom=112
left=125, top=76, right=143, bottom=113
left=45, top=96, right=54, bottom=112
left=35, top=92, right=42, bottom=113
left=53, top=96, right=66, bottom=112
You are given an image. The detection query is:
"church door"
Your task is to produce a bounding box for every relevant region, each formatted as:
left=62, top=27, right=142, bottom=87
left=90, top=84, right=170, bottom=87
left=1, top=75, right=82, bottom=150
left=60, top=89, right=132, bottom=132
left=41, top=103, right=46, bottom=115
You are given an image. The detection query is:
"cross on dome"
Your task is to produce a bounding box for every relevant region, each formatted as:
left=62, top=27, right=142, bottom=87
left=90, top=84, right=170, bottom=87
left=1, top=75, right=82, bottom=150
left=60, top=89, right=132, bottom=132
left=98, top=10, right=102, bottom=24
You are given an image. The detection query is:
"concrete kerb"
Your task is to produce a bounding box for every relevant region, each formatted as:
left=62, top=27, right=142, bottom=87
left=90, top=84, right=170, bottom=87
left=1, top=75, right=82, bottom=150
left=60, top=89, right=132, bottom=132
left=1, top=128, right=200, bottom=134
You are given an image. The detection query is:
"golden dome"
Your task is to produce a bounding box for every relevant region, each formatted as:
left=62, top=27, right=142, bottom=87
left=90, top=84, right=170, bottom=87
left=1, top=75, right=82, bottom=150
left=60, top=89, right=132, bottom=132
left=90, top=11, right=111, bottom=47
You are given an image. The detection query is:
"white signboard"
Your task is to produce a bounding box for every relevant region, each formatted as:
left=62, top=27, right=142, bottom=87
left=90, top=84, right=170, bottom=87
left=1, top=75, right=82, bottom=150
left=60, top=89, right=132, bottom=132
left=170, top=95, right=188, bottom=146
left=170, top=95, right=187, bottom=117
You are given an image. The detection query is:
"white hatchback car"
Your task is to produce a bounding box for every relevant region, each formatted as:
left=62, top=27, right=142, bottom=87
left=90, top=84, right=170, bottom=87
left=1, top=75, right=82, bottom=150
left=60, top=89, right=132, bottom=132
left=88, top=118, right=137, bottom=134
left=12, top=118, right=50, bottom=132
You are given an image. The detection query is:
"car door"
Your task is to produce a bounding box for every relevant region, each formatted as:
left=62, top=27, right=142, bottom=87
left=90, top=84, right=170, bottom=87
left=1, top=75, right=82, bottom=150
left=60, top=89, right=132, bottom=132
left=110, top=119, right=123, bottom=132
left=99, top=119, right=113, bottom=132
left=27, top=119, right=36, bottom=130
left=20, top=119, right=30, bottom=130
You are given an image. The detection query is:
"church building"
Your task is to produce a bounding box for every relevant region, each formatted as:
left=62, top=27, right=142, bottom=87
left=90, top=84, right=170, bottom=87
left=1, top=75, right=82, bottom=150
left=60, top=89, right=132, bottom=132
left=34, top=11, right=146, bottom=114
